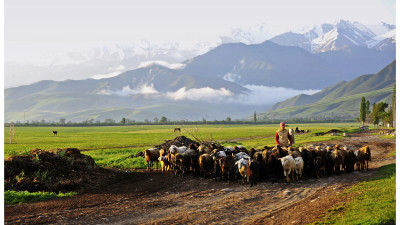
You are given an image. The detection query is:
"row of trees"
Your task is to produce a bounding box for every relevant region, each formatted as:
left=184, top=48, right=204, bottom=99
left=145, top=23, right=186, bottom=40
left=359, top=86, right=395, bottom=127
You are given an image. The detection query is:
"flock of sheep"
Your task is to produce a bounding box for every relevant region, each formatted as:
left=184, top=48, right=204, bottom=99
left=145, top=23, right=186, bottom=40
left=144, top=142, right=371, bottom=186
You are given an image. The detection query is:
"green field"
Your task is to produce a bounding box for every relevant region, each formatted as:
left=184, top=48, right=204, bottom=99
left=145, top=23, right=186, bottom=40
left=5, top=123, right=363, bottom=168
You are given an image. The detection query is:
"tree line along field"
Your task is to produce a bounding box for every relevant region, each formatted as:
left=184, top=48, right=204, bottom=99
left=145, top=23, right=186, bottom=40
left=5, top=123, right=364, bottom=169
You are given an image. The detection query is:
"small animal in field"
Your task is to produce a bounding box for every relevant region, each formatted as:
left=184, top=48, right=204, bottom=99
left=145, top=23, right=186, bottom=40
left=52, top=131, right=58, bottom=136
left=174, top=128, right=181, bottom=132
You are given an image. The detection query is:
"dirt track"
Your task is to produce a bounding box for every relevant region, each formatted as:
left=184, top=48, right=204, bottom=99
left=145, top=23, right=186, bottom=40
left=5, top=130, right=396, bottom=225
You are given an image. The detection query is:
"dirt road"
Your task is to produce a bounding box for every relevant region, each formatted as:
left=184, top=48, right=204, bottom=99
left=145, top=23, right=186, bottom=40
left=5, top=130, right=396, bottom=225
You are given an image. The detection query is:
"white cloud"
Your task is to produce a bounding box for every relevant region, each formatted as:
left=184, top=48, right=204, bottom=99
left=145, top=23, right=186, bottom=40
left=98, top=83, right=159, bottom=96
left=137, top=60, right=186, bottom=70
left=166, top=87, right=233, bottom=101
left=236, top=85, right=320, bottom=105
left=222, top=72, right=241, bottom=82
left=91, top=64, right=126, bottom=79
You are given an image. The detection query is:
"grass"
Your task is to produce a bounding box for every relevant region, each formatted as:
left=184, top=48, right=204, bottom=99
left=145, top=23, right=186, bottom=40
left=310, top=163, right=396, bottom=225
left=83, top=147, right=147, bottom=169
left=4, top=190, right=77, bottom=204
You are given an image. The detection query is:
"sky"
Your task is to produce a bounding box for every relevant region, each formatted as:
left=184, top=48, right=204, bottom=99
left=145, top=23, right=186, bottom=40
left=5, top=0, right=395, bottom=62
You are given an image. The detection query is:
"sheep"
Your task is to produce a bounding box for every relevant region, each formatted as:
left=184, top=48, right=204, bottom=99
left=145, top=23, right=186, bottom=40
left=175, top=149, right=197, bottom=175
left=266, top=153, right=284, bottom=183
left=144, top=148, right=160, bottom=171
left=169, top=145, right=187, bottom=155
left=294, top=157, right=304, bottom=181
left=234, top=152, right=251, bottom=162
left=288, top=147, right=301, bottom=158
left=299, top=147, right=313, bottom=178
left=198, top=154, right=214, bottom=178
left=344, top=149, right=356, bottom=172
left=312, top=150, right=327, bottom=178
left=234, top=145, right=249, bottom=155
left=331, top=147, right=345, bottom=175
left=354, top=150, right=365, bottom=171
left=361, top=146, right=371, bottom=170
left=219, top=154, right=235, bottom=181
left=273, top=145, right=288, bottom=158
left=198, top=145, right=211, bottom=155
left=280, top=155, right=296, bottom=182
left=235, top=158, right=249, bottom=184
left=158, top=155, right=170, bottom=172
left=248, top=159, right=261, bottom=187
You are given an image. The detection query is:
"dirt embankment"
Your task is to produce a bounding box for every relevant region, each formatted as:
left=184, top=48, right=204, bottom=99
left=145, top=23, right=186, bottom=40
left=4, top=130, right=396, bottom=225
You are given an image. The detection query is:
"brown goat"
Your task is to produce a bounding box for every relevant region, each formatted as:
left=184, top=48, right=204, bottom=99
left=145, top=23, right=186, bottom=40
left=144, top=148, right=160, bottom=171
left=361, top=146, right=371, bottom=170
left=198, top=154, right=214, bottom=178
left=219, top=154, right=235, bottom=181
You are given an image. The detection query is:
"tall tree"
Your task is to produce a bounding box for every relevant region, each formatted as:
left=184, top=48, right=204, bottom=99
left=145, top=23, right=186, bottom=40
left=366, top=100, right=370, bottom=114
left=392, top=85, right=396, bottom=128
left=360, top=96, right=366, bottom=126
left=254, top=111, right=257, bottom=123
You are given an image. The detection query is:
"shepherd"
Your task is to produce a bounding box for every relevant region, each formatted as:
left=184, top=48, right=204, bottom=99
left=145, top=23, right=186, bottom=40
left=275, top=122, right=292, bottom=147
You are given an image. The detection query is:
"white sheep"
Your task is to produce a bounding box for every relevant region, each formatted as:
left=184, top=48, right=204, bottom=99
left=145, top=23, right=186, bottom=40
left=281, top=155, right=296, bottom=182
left=294, top=157, right=304, bottom=181
left=169, top=145, right=187, bottom=154
left=235, top=158, right=249, bottom=184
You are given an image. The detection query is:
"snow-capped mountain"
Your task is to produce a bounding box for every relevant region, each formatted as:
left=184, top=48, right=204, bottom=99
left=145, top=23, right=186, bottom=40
left=367, top=22, right=396, bottom=36
left=219, top=24, right=275, bottom=45
left=270, top=20, right=396, bottom=53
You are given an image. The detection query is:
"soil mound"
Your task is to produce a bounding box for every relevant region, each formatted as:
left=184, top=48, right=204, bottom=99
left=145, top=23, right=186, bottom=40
left=314, top=129, right=343, bottom=136
left=155, top=136, right=199, bottom=150
left=4, top=148, right=116, bottom=193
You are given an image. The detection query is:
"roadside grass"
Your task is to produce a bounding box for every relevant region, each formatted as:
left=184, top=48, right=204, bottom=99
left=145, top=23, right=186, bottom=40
left=4, top=190, right=77, bottom=204
left=379, top=135, right=396, bottom=140
left=310, top=163, right=396, bottom=225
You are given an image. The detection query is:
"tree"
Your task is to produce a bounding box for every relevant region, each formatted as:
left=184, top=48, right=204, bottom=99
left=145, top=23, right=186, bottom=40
left=392, top=85, right=396, bottom=128
left=105, top=118, right=115, bottom=123
left=371, top=102, right=389, bottom=126
left=160, top=116, right=167, bottom=123
left=254, top=111, right=257, bottom=123
left=59, top=118, right=66, bottom=125
left=365, top=100, right=370, bottom=114
left=153, top=117, right=159, bottom=123
left=120, top=117, right=126, bottom=124
left=226, top=117, right=231, bottom=122
left=360, top=96, right=366, bottom=126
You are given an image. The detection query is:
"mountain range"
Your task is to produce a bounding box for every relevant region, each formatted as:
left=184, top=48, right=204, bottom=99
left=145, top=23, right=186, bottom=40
left=270, top=20, right=395, bottom=53
left=261, top=60, right=396, bottom=120
left=5, top=20, right=396, bottom=123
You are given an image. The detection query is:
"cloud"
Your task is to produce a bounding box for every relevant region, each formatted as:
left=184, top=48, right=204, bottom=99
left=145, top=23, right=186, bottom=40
left=97, top=83, right=320, bottom=106
left=236, top=85, right=320, bottom=105
left=137, top=60, right=186, bottom=70
left=166, top=87, right=233, bottom=101
left=98, top=83, right=159, bottom=96
left=91, top=64, right=126, bottom=79
left=222, top=72, right=241, bottom=82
